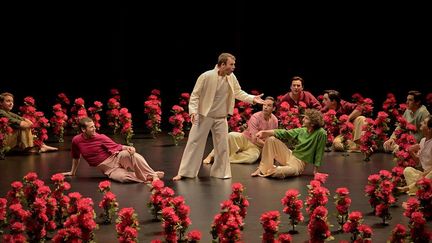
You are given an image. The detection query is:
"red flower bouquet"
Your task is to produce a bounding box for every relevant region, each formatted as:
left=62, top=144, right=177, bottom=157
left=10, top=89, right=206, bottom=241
left=334, top=187, right=351, bottom=231
left=168, top=105, right=186, bottom=146
left=281, top=189, right=304, bottom=233
left=260, top=210, right=281, bottom=242
left=116, top=207, right=139, bottom=243
left=97, top=180, right=119, bottom=224
left=144, top=89, right=162, bottom=138
left=0, top=117, right=13, bottom=159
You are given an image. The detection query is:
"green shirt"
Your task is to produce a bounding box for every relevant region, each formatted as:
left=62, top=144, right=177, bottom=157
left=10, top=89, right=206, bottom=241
left=274, top=127, right=327, bottom=167
left=0, top=109, right=24, bottom=128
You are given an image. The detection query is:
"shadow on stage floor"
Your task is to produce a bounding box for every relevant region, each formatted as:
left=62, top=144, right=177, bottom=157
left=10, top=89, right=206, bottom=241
left=0, top=133, right=429, bottom=242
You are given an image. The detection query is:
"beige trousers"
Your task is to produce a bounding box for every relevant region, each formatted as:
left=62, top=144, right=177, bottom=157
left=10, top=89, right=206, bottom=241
left=97, top=150, right=157, bottom=183
left=5, top=128, right=34, bottom=150
left=258, top=136, right=305, bottom=177
left=207, top=132, right=260, bottom=164
left=178, top=115, right=231, bottom=179
left=403, top=167, right=432, bottom=195
left=333, top=115, right=366, bottom=151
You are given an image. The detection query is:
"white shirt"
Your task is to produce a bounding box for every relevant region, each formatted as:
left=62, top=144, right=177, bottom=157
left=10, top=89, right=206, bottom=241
left=419, top=137, right=432, bottom=171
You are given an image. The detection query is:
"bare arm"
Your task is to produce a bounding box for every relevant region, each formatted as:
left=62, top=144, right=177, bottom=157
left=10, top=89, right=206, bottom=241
left=19, top=119, right=33, bottom=128
left=256, top=130, right=275, bottom=140
left=408, top=144, right=420, bottom=163
left=348, top=109, right=361, bottom=122
left=62, top=158, right=80, bottom=176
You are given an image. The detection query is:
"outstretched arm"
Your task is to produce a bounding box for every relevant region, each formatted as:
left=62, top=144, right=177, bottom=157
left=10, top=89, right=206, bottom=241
left=256, top=130, right=275, bottom=140
left=62, top=158, right=80, bottom=176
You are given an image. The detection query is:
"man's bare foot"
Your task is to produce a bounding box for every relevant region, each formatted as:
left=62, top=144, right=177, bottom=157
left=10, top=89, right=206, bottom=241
left=251, top=168, right=262, bottom=177
left=203, top=155, right=213, bottom=164
left=172, top=175, right=182, bottom=181
left=39, top=144, right=58, bottom=153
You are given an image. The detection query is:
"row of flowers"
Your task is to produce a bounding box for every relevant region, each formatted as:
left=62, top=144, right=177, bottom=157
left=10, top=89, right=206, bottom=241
left=1, top=89, right=428, bottom=153
left=1, top=171, right=431, bottom=242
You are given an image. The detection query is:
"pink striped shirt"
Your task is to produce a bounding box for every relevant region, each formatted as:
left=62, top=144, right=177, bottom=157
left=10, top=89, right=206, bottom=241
left=242, top=111, right=279, bottom=146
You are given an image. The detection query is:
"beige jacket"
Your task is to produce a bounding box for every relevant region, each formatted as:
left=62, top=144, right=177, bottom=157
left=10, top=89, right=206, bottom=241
left=189, top=67, right=254, bottom=116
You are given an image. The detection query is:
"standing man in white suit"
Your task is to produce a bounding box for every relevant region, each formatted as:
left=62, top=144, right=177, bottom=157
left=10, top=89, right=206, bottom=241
left=173, top=53, right=264, bottom=180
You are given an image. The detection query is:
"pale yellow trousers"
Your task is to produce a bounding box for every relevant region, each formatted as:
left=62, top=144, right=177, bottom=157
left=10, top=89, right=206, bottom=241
left=4, top=128, right=34, bottom=150
left=333, top=116, right=366, bottom=151
left=258, top=136, right=305, bottom=177
left=403, top=167, right=432, bottom=195
left=206, top=132, right=260, bottom=164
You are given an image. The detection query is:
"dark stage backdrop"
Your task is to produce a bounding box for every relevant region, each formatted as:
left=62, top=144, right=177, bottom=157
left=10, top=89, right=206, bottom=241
left=2, top=4, right=431, bottom=131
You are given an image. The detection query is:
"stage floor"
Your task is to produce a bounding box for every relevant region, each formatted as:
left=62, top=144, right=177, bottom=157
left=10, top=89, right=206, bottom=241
left=0, top=133, right=429, bottom=242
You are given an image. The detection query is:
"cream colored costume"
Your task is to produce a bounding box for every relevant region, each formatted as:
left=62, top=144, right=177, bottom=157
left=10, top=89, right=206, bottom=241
left=177, top=66, right=254, bottom=179
left=333, top=116, right=366, bottom=151
left=206, top=111, right=278, bottom=164
left=403, top=137, right=432, bottom=195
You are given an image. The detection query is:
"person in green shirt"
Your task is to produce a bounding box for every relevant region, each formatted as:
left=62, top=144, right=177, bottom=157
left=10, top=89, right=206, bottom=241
left=251, top=109, right=326, bottom=178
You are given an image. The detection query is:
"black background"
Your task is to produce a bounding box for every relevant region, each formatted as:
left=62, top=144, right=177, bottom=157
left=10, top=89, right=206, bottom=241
left=2, top=4, right=431, bottom=130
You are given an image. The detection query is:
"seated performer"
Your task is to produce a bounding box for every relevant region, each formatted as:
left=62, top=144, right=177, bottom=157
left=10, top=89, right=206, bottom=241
left=279, top=76, right=322, bottom=110
left=203, top=96, right=278, bottom=164
left=384, top=90, right=430, bottom=153
left=0, top=92, right=58, bottom=153
left=62, top=117, right=164, bottom=183
left=320, top=89, right=366, bottom=152
left=397, top=115, right=432, bottom=196
left=251, top=109, right=326, bottom=178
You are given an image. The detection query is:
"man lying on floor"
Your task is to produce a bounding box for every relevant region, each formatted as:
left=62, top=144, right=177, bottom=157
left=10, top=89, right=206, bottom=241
left=61, top=117, right=164, bottom=183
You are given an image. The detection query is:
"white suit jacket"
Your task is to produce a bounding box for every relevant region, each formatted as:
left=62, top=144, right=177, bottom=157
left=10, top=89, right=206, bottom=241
left=189, top=67, right=254, bottom=116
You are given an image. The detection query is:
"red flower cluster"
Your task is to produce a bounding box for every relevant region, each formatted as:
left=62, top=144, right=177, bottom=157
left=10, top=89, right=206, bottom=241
left=106, top=97, right=121, bottom=134
left=19, top=96, right=50, bottom=148
left=147, top=180, right=174, bottom=221
left=393, top=116, right=418, bottom=167
left=144, top=89, right=162, bottom=138
left=281, top=189, right=304, bottom=233
left=305, top=175, right=330, bottom=219
left=50, top=104, right=67, bottom=142
left=334, top=187, right=351, bottom=230
left=307, top=206, right=332, bottom=243
left=408, top=211, right=432, bottom=242
left=0, top=117, right=13, bottom=159
left=168, top=105, right=186, bottom=146
left=388, top=224, right=407, bottom=243
left=87, top=100, right=103, bottom=131
left=178, top=92, right=191, bottom=131
left=69, top=97, right=88, bottom=134
left=229, top=183, right=249, bottom=219
left=210, top=200, right=243, bottom=242
left=50, top=173, right=71, bottom=225
left=97, top=180, right=119, bottom=224
left=323, top=109, right=339, bottom=147
left=260, top=210, right=281, bottom=242
left=116, top=207, right=139, bottom=243
left=119, top=107, right=134, bottom=145
left=415, top=177, right=432, bottom=220
left=364, top=170, right=395, bottom=224
left=338, top=114, right=354, bottom=151
left=276, top=101, right=302, bottom=130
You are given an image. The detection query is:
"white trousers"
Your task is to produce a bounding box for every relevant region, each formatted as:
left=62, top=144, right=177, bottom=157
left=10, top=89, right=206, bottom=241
left=177, top=115, right=231, bottom=179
